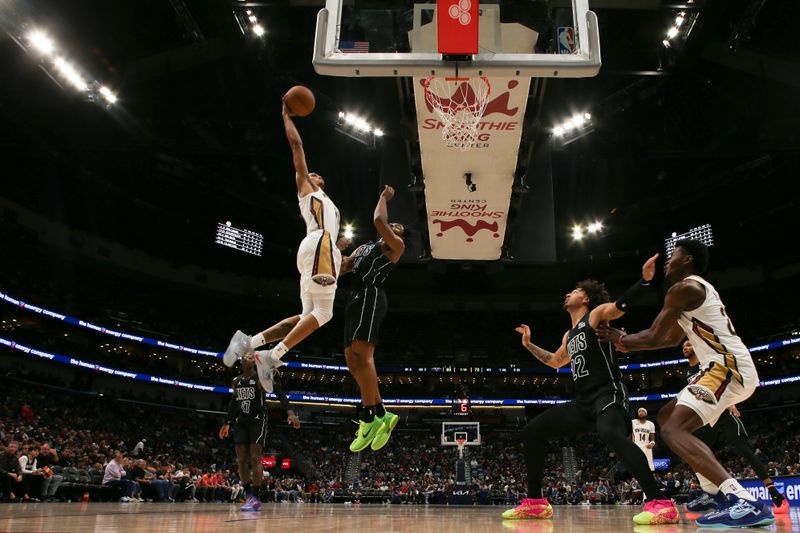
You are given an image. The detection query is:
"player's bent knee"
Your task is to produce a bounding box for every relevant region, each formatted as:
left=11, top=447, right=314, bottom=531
left=310, top=305, right=333, bottom=326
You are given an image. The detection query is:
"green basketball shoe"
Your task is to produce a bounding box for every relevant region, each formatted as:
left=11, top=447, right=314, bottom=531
left=370, top=411, right=399, bottom=451
left=349, top=418, right=385, bottom=452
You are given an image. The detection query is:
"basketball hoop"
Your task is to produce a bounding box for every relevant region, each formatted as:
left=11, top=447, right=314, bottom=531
left=422, top=76, right=490, bottom=151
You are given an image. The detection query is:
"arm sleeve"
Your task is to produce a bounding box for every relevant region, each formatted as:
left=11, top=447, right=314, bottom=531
left=272, top=382, right=293, bottom=414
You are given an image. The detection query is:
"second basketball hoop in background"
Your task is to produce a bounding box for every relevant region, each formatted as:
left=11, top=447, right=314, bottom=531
left=422, top=76, right=490, bottom=151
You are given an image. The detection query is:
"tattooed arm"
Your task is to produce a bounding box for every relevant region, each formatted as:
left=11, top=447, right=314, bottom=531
left=515, top=326, right=570, bottom=369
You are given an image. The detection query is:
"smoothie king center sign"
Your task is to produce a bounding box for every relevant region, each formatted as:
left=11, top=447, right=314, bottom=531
left=415, top=77, right=531, bottom=260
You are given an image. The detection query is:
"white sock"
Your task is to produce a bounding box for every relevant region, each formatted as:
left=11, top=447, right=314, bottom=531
left=250, top=333, right=266, bottom=350
left=719, top=478, right=756, bottom=502
left=273, top=342, right=289, bottom=359
left=696, top=473, right=719, bottom=495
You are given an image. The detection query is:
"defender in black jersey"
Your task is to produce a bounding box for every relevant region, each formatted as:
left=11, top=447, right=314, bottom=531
left=681, top=340, right=788, bottom=514
left=503, top=254, right=680, bottom=525
left=339, top=186, right=410, bottom=453
left=219, top=352, right=300, bottom=511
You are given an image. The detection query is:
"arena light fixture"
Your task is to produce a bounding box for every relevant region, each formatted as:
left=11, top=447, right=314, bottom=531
left=343, top=224, right=354, bottom=239
left=587, top=221, right=603, bottom=234
left=13, top=27, right=119, bottom=108
left=27, top=30, right=55, bottom=55
left=571, top=225, right=584, bottom=241
left=552, top=111, right=594, bottom=145
left=99, top=86, right=117, bottom=104
left=53, top=57, right=88, bottom=91
left=253, top=24, right=265, bottom=37
left=335, top=111, right=383, bottom=147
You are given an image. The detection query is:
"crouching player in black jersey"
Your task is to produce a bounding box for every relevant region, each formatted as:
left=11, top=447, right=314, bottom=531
left=339, top=186, right=411, bottom=453
left=219, top=352, right=300, bottom=511
left=502, top=254, right=680, bottom=525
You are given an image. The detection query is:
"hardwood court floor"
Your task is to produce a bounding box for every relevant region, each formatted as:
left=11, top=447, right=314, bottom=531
left=0, top=502, right=797, bottom=533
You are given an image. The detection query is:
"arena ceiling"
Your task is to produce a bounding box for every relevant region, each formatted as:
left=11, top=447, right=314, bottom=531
left=1, top=0, right=798, bottom=284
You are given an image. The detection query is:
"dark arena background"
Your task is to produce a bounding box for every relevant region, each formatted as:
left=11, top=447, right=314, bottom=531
left=1, top=1, right=800, bottom=532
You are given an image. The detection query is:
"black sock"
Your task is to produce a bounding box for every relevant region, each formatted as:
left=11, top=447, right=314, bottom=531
left=252, top=485, right=261, bottom=499
left=360, top=405, right=375, bottom=423
left=244, top=483, right=252, bottom=495
left=766, top=484, right=784, bottom=506
left=376, top=402, right=386, bottom=418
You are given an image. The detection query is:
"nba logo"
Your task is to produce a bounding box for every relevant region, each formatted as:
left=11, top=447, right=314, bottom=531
left=557, top=27, right=575, bottom=54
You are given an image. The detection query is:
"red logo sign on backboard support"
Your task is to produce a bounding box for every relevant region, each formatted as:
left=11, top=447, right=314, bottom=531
left=438, top=0, right=478, bottom=54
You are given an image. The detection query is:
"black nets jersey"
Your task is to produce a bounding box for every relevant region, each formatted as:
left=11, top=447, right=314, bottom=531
left=566, top=312, right=623, bottom=397
left=231, top=375, right=266, bottom=421
left=350, top=241, right=395, bottom=291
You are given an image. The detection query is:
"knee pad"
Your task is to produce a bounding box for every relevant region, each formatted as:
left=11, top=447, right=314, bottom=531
left=310, top=298, right=334, bottom=327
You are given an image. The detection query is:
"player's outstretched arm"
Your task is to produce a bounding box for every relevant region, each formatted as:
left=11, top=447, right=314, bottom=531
left=590, top=253, right=659, bottom=327
left=282, top=101, right=315, bottom=197
left=273, top=382, right=301, bottom=429
left=516, top=326, right=570, bottom=368
left=374, top=185, right=405, bottom=262
left=598, top=280, right=703, bottom=351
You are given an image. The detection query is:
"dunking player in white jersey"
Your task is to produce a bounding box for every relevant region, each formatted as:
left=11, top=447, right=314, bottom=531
left=631, top=408, right=656, bottom=471
left=222, top=100, right=343, bottom=391
left=599, top=239, right=774, bottom=528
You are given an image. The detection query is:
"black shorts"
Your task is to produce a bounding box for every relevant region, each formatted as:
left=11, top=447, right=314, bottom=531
left=695, top=410, right=748, bottom=447
left=232, top=416, right=268, bottom=446
left=574, top=383, right=631, bottom=427
left=344, top=287, right=388, bottom=347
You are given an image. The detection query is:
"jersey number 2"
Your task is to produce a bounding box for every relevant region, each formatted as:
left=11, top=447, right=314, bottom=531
left=571, top=354, right=589, bottom=381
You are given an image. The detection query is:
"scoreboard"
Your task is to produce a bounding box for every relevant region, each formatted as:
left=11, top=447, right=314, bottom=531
left=215, top=221, right=263, bottom=257
left=451, top=398, right=472, bottom=416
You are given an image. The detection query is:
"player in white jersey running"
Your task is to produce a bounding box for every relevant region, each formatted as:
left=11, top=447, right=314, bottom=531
left=222, top=100, right=344, bottom=391
left=598, top=239, right=773, bottom=528
left=631, top=408, right=656, bottom=471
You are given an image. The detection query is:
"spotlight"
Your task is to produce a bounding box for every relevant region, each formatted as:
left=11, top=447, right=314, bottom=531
left=572, top=114, right=585, bottom=127
left=675, top=14, right=685, bottom=27
left=338, top=111, right=345, bottom=118
left=28, top=30, right=55, bottom=55
left=53, top=57, right=87, bottom=91
left=343, top=225, right=354, bottom=239
left=253, top=24, right=265, bottom=37
left=667, top=27, right=679, bottom=39
left=552, top=126, right=564, bottom=137
left=373, top=128, right=384, bottom=137
left=587, top=221, right=603, bottom=234
left=563, top=120, right=575, bottom=130
left=662, top=40, right=671, bottom=47
left=571, top=225, right=584, bottom=241
left=99, top=86, right=117, bottom=104
left=248, top=15, right=258, bottom=23
left=344, top=113, right=357, bottom=125
left=584, top=112, right=591, bottom=120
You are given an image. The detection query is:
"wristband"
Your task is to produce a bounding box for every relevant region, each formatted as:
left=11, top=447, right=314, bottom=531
left=615, top=278, right=651, bottom=311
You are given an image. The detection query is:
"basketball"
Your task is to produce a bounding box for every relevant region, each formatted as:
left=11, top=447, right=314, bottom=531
left=284, top=85, right=315, bottom=117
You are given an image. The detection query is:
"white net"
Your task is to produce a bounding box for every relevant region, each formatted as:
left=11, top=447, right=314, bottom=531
left=423, top=76, right=491, bottom=151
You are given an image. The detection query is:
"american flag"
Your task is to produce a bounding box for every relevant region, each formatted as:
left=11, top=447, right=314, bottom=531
left=338, top=40, right=370, bottom=53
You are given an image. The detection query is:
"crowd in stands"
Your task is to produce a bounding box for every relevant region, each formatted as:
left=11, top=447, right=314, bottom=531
left=2, top=373, right=800, bottom=506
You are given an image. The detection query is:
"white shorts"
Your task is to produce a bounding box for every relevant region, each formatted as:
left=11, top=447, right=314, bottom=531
left=676, top=360, right=757, bottom=427
left=637, top=446, right=655, bottom=471
left=297, top=230, right=342, bottom=297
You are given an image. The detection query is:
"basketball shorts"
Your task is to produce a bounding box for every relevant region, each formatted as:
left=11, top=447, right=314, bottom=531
left=297, top=230, right=342, bottom=295
left=343, top=287, right=388, bottom=347
left=694, top=410, right=748, bottom=447
left=677, top=360, right=757, bottom=427
left=573, top=383, right=631, bottom=423
left=233, top=416, right=268, bottom=446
